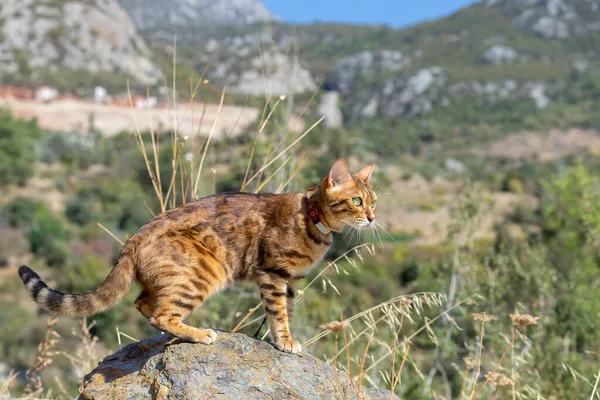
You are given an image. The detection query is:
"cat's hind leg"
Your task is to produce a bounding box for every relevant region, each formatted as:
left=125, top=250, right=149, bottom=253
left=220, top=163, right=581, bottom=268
left=149, top=261, right=225, bottom=344
left=134, top=289, right=155, bottom=319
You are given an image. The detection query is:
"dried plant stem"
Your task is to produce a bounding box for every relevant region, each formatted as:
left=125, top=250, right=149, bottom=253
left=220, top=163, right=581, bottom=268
left=305, top=292, right=445, bottom=348
left=476, top=328, right=522, bottom=396
left=254, top=155, right=292, bottom=193
left=97, top=223, right=124, bottom=245
left=231, top=306, right=260, bottom=333
left=364, top=296, right=476, bottom=375
left=240, top=97, right=284, bottom=192
left=389, top=315, right=407, bottom=397
left=243, top=115, right=325, bottom=189
left=127, top=84, right=165, bottom=212
left=192, top=88, right=226, bottom=195
left=490, top=387, right=500, bottom=400
left=340, top=310, right=354, bottom=389
left=458, top=364, right=471, bottom=400
left=357, top=333, right=374, bottom=399
left=592, top=366, right=600, bottom=400
left=469, top=321, right=487, bottom=400
left=24, top=317, right=60, bottom=395
left=276, top=157, right=307, bottom=193
left=232, top=244, right=372, bottom=333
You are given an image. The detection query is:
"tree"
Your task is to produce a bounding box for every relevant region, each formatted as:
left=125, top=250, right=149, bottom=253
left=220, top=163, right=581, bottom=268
left=0, top=109, right=42, bottom=186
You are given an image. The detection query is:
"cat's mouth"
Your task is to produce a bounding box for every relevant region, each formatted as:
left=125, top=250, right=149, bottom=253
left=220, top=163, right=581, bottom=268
left=355, top=220, right=373, bottom=229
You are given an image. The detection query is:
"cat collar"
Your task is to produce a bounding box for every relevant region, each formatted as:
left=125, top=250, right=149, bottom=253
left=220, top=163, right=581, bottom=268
left=304, top=197, right=331, bottom=235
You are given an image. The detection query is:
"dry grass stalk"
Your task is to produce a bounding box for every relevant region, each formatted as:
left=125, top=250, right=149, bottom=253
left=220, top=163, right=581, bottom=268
left=468, top=312, right=496, bottom=399
left=458, top=357, right=475, bottom=400
left=357, top=333, right=375, bottom=399
left=509, top=313, right=539, bottom=329
left=231, top=244, right=373, bottom=333
left=1, top=371, right=45, bottom=399
left=390, top=340, right=411, bottom=399
left=23, top=318, right=60, bottom=395
left=61, top=319, right=103, bottom=379
left=487, top=372, right=513, bottom=399
left=340, top=310, right=355, bottom=392
left=476, top=314, right=539, bottom=396
left=96, top=222, right=124, bottom=246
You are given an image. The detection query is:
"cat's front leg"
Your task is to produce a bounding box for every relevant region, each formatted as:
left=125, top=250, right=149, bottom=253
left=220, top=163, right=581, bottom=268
left=255, top=271, right=302, bottom=354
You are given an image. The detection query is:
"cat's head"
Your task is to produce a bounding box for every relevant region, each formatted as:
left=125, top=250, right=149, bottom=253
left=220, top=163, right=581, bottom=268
left=309, top=158, right=377, bottom=233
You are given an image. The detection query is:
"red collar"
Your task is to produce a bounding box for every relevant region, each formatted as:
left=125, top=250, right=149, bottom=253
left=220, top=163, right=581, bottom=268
left=304, top=197, right=331, bottom=235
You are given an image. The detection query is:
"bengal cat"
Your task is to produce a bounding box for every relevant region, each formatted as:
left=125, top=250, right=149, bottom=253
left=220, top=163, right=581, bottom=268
left=18, top=158, right=377, bottom=353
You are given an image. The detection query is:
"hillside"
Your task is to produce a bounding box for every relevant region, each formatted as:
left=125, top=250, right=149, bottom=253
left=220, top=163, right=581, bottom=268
left=117, top=0, right=275, bottom=30
left=0, top=0, right=162, bottom=88
left=131, top=0, right=600, bottom=158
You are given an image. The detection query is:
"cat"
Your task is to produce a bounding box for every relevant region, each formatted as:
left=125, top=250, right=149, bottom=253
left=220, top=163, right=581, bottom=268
left=18, top=158, right=378, bottom=354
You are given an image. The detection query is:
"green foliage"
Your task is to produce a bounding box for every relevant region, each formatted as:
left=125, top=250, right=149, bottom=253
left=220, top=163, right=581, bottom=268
left=3, top=197, right=69, bottom=266
left=29, top=206, right=70, bottom=267
left=0, top=109, right=42, bottom=186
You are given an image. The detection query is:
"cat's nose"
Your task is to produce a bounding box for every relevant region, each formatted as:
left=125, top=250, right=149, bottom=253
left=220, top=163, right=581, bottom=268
left=367, top=215, right=374, bottom=223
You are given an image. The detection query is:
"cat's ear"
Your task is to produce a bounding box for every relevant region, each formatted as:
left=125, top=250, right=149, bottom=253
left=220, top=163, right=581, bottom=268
left=327, top=158, right=351, bottom=188
left=355, top=164, right=374, bottom=182
left=307, top=184, right=319, bottom=198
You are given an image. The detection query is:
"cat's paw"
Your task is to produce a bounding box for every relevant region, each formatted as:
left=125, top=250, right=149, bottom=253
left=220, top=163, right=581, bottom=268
left=193, top=329, right=218, bottom=345
left=275, top=338, right=302, bottom=354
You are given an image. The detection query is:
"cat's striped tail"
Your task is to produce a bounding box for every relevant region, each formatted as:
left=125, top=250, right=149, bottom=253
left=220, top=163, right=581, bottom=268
left=18, top=252, right=135, bottom=317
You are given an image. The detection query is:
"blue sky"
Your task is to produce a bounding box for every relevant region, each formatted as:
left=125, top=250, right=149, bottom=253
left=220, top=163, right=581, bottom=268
left=262, top=1, right=478, bottom=27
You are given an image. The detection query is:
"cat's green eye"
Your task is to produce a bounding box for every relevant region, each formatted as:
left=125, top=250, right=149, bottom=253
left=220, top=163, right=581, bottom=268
left=371, top=200, right=377, bottom=208
left=352, top=197, right=362, bottom=206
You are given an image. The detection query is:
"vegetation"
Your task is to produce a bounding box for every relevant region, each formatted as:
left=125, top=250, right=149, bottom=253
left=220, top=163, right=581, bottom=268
left=2, top=2, right=600, bottom=398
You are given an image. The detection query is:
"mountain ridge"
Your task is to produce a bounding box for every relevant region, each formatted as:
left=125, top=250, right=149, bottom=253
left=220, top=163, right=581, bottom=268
left=117, top=0, right=275, bottom=30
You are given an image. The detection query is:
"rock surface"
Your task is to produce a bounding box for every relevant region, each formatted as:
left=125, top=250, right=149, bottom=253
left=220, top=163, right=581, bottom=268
left=0, top=0, right=162, bottom=85
left=486, top=0, right=600, bottom=39
left=481, top=45, right=519, bottom=64
left=118, top=0, right=275, bottom=30
left=326, top=50, right=407, bottom=92
left=79, top=332, right=398, bottom=400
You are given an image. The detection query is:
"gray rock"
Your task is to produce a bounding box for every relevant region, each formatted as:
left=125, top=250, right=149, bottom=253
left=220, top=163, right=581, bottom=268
left=346, top=66, right=446, bottom=119
left=326, top=50, right=406, bottom=92
left=318, top=91, right=344, bottom=128
left=525, top=83, right=550, bottom=108
left=449, top=79, right=518, bottom=99
left=228, top=52, right=316, bottom=97
left=485, top=0, right=600, bottom=39
left=79, top=332, right=399, bottom=400
left=445, top=159, right=467, bottom=174
left=481, top=45, right=519, bottom=65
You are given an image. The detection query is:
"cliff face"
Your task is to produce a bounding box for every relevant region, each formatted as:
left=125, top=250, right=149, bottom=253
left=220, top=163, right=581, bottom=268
left=117, top=0, right=275, bottom=30
left=0, top=0, right=162, bottom=85
left=79, top=331, right=398, bottom=400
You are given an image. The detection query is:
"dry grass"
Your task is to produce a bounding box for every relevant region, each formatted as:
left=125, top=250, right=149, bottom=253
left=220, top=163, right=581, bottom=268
left=23, top=318, right=60, bottom=395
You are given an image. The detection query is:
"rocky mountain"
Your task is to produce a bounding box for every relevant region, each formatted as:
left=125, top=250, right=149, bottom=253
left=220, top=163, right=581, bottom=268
left=485, top=0, right=600, bottom=38
left=117, top=0, right=275, bottom=30
left=0, top=0, right=162, bottom=86
left=127, top=0, right=600, bottom=126
left=4, top=0, right=600, bottom=146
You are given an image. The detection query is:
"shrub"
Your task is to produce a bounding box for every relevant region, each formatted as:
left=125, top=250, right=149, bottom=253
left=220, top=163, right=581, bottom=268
left=0, top=109, right=42, bottom=186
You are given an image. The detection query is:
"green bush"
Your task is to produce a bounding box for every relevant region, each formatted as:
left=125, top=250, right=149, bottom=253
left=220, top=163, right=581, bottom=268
left=0, top=109, right=42, bottom=186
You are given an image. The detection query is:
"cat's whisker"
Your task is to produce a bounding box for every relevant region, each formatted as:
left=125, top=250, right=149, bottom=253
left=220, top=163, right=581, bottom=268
left=375, top=222, right=398, bottom=244
left=342, top=223, right=355, bottom=241
left=373, top=225, right=384, bottom=247
left=344, top=224, right=358, bottom=252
